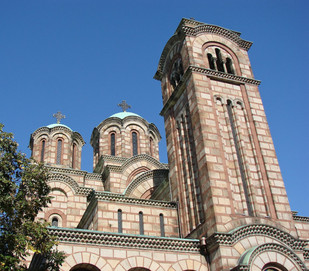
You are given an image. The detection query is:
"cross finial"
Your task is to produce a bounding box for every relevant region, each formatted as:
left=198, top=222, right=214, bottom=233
left=118, top=100, right=131, bottom=112
left=53, top=111, right=66, bottom=124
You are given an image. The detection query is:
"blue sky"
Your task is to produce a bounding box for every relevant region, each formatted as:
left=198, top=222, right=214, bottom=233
left=1, top=1, right=308, bottom=216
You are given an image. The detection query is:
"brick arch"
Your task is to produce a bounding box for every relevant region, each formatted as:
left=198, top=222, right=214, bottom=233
left=48, top=173, right=80, bottom=194
left=193, top=34, right=248, bottom=76
left=237, top=243, right=306, bottom=271
left=65, top=251, right=113, bottom=271
left=203, top=41, right=241, bottom=76
left=124, top=169, right=168, bottom=198
left=44, top=209, right=67, bottom=227
left=220, top=222, right=297, bottom=244
left=114, top=256, right=164, bottom=271
left=126, top=166, right=151, bottom=185
left=170, top=259, right=208, bottom=271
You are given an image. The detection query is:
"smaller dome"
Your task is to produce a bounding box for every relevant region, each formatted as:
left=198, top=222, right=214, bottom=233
left=109, top=112, right=141, bottom=119
left=46, top=123, right=72, bottom=131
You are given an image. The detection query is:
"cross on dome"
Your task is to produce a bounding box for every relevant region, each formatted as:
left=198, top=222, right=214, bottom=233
left=118, top=100, right=131, bottom=112
left=53, top=111, right=66, bottom=124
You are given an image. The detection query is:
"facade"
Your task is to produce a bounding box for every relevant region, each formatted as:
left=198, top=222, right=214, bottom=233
left=28, top=19, right=308, bottom=271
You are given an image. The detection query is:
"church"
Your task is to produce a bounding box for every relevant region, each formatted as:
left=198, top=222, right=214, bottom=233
left=28, top=18, right=308, bottom=271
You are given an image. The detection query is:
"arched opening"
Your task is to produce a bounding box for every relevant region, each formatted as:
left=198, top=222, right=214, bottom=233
left=226, top=57, right=234, bottom=74
left=207, top=53, right=216, bottom=70
left=132, top=131, right=138, bottom=156
left=52, top=217, right=58, bottom=227
left=139, top=211, right=144, bottom=235
left=72, top=143, right=77, bottom=168
left=110, top=132, right=116, bottom=156
left=215, top=48, right=225, bottom=72
left=128, top=268, right=151, bottom=271
left=262, top=263, right=288, bottom=271
left=70, top=263, right=100, bottom=271
left=56, top=138, right=63, bottom=165
left=118, top=209, right=122, bottom=233
left=40, top=139, right=45, bottom=162
left=159, top=213, right=165, bottom=237
left=149, top=137, right=154, bottom=156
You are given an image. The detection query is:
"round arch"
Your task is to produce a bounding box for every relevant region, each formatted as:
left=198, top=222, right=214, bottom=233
left=128, top=268, right=151, bottom=271
left=70, top=263, right=100, bottom=271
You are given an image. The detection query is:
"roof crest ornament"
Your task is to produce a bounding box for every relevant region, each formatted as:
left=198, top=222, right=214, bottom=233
left=53, top=111, right=66, bottom=124
left=118, top=100, right=131, bottom=112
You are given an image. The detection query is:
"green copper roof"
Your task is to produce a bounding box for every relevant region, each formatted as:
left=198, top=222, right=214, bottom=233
left=109, top=112, right=141, bottom=119
left=46, top=123, right=72, bottom=131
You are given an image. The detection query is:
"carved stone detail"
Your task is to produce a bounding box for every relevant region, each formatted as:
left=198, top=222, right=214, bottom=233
left=48, top=227, right=200, bottom=252
left=87, top=190, right=177, bottom=208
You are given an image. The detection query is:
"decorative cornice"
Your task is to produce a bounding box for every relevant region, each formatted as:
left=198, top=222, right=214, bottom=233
left=48, top=172, right=94, bottom=196
left=47, top=166, right=102, bottom=182
left=47, top=166, right=87, bottom=176
left=160, top=65, right=260, bottom=116
left=124, top=169, right=169, bottom=197
left=304, top=249, right=309, bottom=260
left=88, top=191, right=177, bottom=209
left=85, top=172, right=102, bottom=180
left=181, top=24, right=252, bottom=51
left=48, top=227, right=200, bottom=252
left=190, top=66, right=261, bottom=85
left=206, top=224, right=308, bottom=251
left=293, top=214, right=309, bottom=223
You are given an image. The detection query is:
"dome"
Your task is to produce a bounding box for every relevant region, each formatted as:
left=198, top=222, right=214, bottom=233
left=109, top=112, right=141, bottom=119
left=46, top=123, right=72, bottom=131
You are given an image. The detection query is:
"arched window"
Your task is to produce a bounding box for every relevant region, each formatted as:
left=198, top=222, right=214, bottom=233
left=52, top=217, right=58, bottom=227
left=132, top=131, right=138, bottom=156
left=118, top=209, right=122, bottom=233
left=149, top=137, right=154, bottom=156
left=56, top=139, right=63, bottom=165
left=215, top=48, right=225, bottom=72
left=72, top=143, right=77, bottom=168
left=159, top=213, right=165, bottom=237
left=139, top=211, right=144, bottom=235
left=110, top=133, right=116, bottom=156
left=40, top=140, right=45, bottom=162
left=207, top=53, right=216, bottom=70
left=226, top=57, right=234, bottom=74
left=262, top=263, right=288, bottom=271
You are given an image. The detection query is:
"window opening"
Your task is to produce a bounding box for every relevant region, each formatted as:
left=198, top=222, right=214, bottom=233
left=215, top=48, right=225, bottom=72
left=132, top=132, right=138, bottom=156
left=139, top=211, right=144, bottom=235
left=226, top=57, right=234, bottom=74
left=159, top=213, right=165, bottom=237
left=111, top=133, right=116, bottom=156
left=207, top=53, right=216, bottom=70
left=52, top=217, right=58, bottom=227
left=150, top=137, right=154, bottom=156
left=72, top=143, right=76, bottom=168
left=56, top=139, right=62, bottom=165
left=40, top=140, right=45, bottom=162
left=118, top=209, right=122, bottom=233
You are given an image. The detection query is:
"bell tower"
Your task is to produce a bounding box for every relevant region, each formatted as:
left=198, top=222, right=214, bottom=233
left=155, top=18, right=293, bottom=239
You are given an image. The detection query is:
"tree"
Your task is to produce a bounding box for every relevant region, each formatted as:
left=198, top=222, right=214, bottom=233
left=0, top=124, right=65, bottom=270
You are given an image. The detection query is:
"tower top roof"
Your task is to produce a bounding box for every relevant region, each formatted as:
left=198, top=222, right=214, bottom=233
left=109, top=112, right=141, bottom=119
left=46, top=123, right=72, bottom=131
